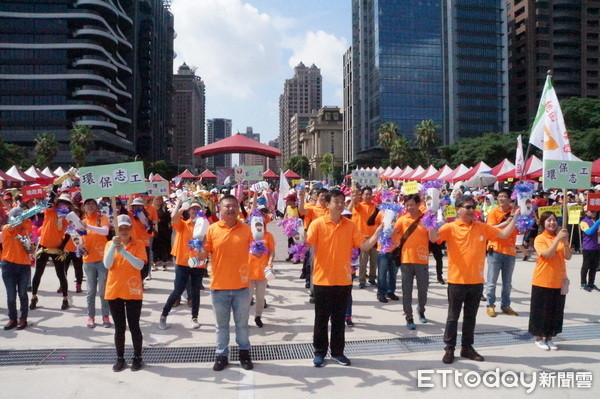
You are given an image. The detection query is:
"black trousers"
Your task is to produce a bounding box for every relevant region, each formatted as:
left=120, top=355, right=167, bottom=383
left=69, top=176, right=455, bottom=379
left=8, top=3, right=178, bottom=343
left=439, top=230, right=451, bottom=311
left=443, top=283, right=483, bottom=349
left=108, top=298, right=143, bottom=358
left=64, top=252, right=83, bottom=285
left=313, top=284, right=352, bottom=357
left=581, top=249, right=599, bottom=286
left=141, top=247, right=150, bottom=280
left=32, top=250, right=68, bottom=296
left=429, top=242, right=444, bottom=277
left=162, top=264, right=203, bottom=318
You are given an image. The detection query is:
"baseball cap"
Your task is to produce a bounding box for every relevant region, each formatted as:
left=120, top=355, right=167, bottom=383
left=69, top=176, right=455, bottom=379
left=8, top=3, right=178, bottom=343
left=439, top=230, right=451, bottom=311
left=117, top=214, right=132, bottom=227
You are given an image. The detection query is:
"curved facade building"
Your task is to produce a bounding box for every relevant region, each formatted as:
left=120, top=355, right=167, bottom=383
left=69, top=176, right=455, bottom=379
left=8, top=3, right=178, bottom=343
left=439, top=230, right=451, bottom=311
left=0, top=0, right=174, bottom=164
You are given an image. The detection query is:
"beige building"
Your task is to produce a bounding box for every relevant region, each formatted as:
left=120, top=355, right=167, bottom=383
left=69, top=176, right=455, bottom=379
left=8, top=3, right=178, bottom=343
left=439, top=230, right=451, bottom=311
left=301, top=106, right=343, bottom=181
left=290, top=113, right=316, bottom=158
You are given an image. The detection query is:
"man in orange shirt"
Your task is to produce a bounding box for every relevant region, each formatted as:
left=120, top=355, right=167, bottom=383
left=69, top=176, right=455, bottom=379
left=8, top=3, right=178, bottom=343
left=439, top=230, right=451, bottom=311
left=395, top=194, right=430, bottom=330
left=485, top=189, right=519, bottom=317
left=349, top=187, right=378, bottom=288
left=306, top=189, right=381, bottom=367
left=199, top=195, right=254, bottom=372
left=429, top=195, right=518, bottom=364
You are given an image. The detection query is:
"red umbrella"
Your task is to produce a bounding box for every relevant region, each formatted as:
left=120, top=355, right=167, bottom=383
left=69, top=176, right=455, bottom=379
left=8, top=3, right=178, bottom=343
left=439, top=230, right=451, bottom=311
left=175, top=169, right=196, bottom=179
left=283, top=169, right=301, bottom=179
left=199, top=169, right=217, bottom=179
left=194, top=133, right=281, bottom=158
left=262, top=169, right=278, bottom=179
left=151, top=174, right=166, bottom=181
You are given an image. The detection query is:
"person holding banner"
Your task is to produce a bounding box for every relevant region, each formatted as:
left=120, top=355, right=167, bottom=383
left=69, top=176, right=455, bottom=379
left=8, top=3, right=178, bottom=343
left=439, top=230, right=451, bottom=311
left=579, top=208, right=600, bottom=291
left=80, top=198, right=111, bottom=329
left=529, top=211, right=572, bottom=350
left=104, top=214, right=147, bottom=372
left=30, top=193, right=74, bottom=311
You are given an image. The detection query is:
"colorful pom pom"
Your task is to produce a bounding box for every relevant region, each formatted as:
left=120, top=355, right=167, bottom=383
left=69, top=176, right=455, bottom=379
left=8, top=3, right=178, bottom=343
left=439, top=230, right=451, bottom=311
left=250, top=240, right=269, bottom=257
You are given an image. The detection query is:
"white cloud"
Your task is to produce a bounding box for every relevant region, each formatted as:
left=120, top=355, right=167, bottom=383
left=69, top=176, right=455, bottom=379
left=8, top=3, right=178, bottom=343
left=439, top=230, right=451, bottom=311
left=172, top=0, right=284, bottom=98
left=288, top=30, right=348, bottom=86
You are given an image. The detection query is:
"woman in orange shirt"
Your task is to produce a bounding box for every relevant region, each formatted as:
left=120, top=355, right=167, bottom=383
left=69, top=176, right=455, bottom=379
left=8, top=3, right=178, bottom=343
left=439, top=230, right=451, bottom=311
left=104, top=214, right=148, bottom=372
left=529, top=211, right=572, bottom=351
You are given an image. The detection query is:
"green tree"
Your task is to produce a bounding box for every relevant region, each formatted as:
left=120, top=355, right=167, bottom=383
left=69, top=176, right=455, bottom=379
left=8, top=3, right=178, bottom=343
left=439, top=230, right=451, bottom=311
left=561, top=97, right=600, bottom=131
left=0, top=140, right=26, bottom=169
left=319, top=153, right=334, bottom=177
left=284, top=155, right=310, bottom=179
left=414, top=120, right=440, bottom=164
left=34, top=133, right=59, bottom=168
left=389, top=136, right=411, bottom=167
left=378, top=122, right=398, bottom=152
left=70, top=125, right=94, bottom=167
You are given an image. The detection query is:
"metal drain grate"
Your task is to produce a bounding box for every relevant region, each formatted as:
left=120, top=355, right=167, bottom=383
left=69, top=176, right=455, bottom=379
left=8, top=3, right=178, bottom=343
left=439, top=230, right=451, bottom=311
left=1, top=323, right=598, bottom=367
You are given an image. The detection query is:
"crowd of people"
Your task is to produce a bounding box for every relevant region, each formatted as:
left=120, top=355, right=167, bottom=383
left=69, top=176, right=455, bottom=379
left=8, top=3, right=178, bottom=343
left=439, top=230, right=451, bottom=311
left=1, top=176, right=599, bottom=371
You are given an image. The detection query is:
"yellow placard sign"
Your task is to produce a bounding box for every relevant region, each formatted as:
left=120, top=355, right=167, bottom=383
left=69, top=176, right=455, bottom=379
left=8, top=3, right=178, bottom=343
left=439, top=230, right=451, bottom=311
left=403, top=181, right=419, bottom=194
left=291, top=179, right=301, bottom=187
left=537, top=205, right=562, bottom=217
left=507, top=178, right=514, bottom=182
left=568, top=206, right=583, bottom=225
left=444, top=205, right=457, bottom=218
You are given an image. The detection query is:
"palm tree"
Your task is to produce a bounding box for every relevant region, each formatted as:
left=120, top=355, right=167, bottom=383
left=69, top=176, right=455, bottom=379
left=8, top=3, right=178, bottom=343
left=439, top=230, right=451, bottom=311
left=70, top=125, right=94, bottom=167
left=389, top=136, right=411, bottom=167
left=378, top=122, right=398, bottom=152
left=414, top=120, right=440, bottom=164
left=34, top=133, right=59, bottom=168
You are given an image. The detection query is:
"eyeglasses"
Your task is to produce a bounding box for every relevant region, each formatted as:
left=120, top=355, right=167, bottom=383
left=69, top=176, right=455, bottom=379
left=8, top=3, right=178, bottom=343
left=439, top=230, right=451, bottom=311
left=461, top=205, right=476, bottom=210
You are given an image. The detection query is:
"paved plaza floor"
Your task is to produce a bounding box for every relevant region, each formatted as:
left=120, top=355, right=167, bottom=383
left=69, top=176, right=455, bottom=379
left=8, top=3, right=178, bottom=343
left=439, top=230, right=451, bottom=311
left=1, top=221, right=599, bottom=398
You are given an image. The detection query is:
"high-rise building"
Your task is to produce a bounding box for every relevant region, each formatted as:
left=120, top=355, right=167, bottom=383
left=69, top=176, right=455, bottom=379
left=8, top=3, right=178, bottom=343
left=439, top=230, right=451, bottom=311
left=278, top=62, right=322, bottom=164
left=0, top=0, right=174, bottom=165
left=171, top=62, right=205, bottom=172
left=303, top=107, right=343, bottom=180
left=349, top=0, right=507, bottom=164
left=267, top=138, right=280, bottom=172
left=342, top=46, right=353, bottom=173
left=206, top=118, right=232, bottom=169
left=239, top=127, right=266, bottom=168
left=291, top=112, right=316, bottom=158
left=508, top=0, right=600, bottom=131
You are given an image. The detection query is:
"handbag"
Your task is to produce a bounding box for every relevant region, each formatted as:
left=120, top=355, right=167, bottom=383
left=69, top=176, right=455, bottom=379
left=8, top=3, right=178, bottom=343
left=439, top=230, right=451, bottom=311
left=393, top=214, right=424, bottom=265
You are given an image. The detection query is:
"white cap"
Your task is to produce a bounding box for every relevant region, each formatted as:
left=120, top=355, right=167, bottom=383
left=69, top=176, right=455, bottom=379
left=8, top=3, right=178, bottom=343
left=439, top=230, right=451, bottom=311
left=57, top=193, right=73, bottom=204
left=131, top=198, right=145, bottom=206
left=117, top=214, right=132, bottom=227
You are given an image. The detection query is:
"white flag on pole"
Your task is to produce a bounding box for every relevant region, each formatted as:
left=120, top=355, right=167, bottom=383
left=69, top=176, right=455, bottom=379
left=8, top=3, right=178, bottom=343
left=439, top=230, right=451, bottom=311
left=515, top=135, right=525, bottom=179
left=277, top=170, right=290, bottom=214
left=529, top=75, right=580, bottom=162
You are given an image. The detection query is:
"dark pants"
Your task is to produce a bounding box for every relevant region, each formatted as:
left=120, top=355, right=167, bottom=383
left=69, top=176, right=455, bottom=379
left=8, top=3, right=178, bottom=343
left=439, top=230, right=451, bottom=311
left=313, top=284, right=352, bottom=357
left=141, top=247, right=150, bottom=280
left=302, top=248, right=313, bottom=284
left=443, top=283, right=483, bottom=349
left=2, top=261, right=31, bottom=321
left=430, top=242, right=444, bottom=278
left=64, top=252, right=83, bottom=285
left=32, top=250, right=68, bottom=296
left=581, top=249, right=599, bottom=286
left=108, top=298, right=143, bottom=358
left=162, top=264, right=203, bottom=318
left=376, top=252, right=399, bottom=296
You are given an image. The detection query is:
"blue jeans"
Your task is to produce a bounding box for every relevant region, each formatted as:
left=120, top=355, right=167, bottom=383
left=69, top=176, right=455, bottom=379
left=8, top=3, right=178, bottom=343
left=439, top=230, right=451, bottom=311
left=376, top=252, right=399, bottom=296
left=211, top=288, right=251, bottom=356
left=162, top=264, right=203, bottom=318
left=485, top=251, right=516, bottom=308
left=83, top=261, right=109, bottom=318
left=2, top=261, right=31, bottom=321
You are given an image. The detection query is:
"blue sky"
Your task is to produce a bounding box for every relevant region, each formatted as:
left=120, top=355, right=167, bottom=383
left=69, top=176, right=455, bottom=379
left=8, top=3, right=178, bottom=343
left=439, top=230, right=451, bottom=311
left=171, top=0, right=351, bottom=144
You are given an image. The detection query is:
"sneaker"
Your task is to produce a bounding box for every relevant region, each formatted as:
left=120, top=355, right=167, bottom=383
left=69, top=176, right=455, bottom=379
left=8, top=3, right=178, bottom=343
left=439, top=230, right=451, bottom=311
left=313, top=355, right=325, bottom=367
left=535, top=339, right=550, bottom=350
left=309, top=297, right=315, bottom=304
left=305, top=282, right=310, bottom=289
left=486, top=305, right=497, bottom=317
left=75, top=284, right=82, bottom=293
left=460, top=346, right=484, bottom=361
left=131, top=357, right=143, bottom=371
left=152, top=265, right=158, bottom=271
left=442, top=347, right=455, bottom=364
left=580, top=284, right=592, bottom=292
left=61, top=299, right=70, bottom=310
left=406, top=321, right=416, bottom=330
left=368, top=279, right=376, bottom=286
left=523, top=255, right=530, bottom=261
left=501, top=306, right=519, bottom=316
left=437, top=276, right=446, bottom=285
left=112, top=357, right=127, bottom=372
left=29, top=297, right=38, bottom=310
left=254, top=316, right=263, bottom=328
left=158, top=315, right=168, bottom=330
left=358, top=283, right=366, bottom=289
left=87, top=317, right=95, bottom=329
left=16, top=319, right=27, bottom=330
left=377, top=295, right=388, bottom=303
left=239, top=350, right=253, bottom=370
left=56, top=287, right=62, bottom=293
left=191, top=317, right=200, bottom=329
left=102, top=316, right=112, bottom=328
left=299, top=272, right=307, bottom=279
left=590, top=284, right=600, bottom=291
left=333, top=355, right=351, bottom=366
left=345, top=317, right=354, bottom=326
left=3, top=320, right=17, bottom=330
left=418, top=313, right=428, bottom=323
left=386, top=293, right=400, bottom=301
left=162, top=266, right=167, bottom=271
left=213, top=355, right=229, bottom=371
left=545, top=340, right=558, bottom=350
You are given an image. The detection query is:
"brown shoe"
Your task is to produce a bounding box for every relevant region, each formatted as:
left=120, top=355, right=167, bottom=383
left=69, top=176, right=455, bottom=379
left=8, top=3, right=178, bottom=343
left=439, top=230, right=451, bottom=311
left=16, top=319, right=27, bottom=330
left=501, top=306, right=518, bottom=316
left=442, top=347, right=455, bottom=364
left=173, top=299, right=180, bottom=307
left=486, top=305, right=497, bottom=317
left=460, top=346, right=484, bottom=361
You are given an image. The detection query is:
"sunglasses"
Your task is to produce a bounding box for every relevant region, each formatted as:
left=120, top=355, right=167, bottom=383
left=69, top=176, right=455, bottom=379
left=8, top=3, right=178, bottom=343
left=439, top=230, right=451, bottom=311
left=461, top=205, right=476, bottom=210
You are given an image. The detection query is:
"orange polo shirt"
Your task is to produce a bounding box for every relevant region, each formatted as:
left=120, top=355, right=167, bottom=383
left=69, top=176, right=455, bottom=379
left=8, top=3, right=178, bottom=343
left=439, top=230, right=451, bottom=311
left=437, top=219, right=500, bottom=284
left=145, top=203, right=158, bottom=237
left=104, top=238, right=147, bottom=300
left=39, top=208, right=68, bottom=248
left=303, top=203, right=327, bottom=229
left=1, top=221, right=32, bottom=265
left=82, top=213, right=109, bottom=263
left=248, top=232, right=275, bottom=280
left=352, top=202, right=377, bottom=237
left=171, top=219, right=194, bottom=266
left=486, top=206, right=517, bottom=256
left=129, top=211, right=150, bottom=246
left=394, top=212, right=430, bottom=264
left=532, top=231, right=567, bottom=289
left=204, top=220, right=253, bottom=290
left=306, top=214, right=364, bottom=286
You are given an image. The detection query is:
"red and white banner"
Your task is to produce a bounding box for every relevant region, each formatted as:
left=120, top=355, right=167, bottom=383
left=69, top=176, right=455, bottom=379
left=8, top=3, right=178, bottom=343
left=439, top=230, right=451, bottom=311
left=21, top=185, right=46, bottom=202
